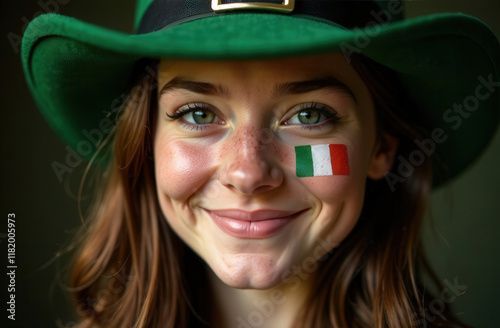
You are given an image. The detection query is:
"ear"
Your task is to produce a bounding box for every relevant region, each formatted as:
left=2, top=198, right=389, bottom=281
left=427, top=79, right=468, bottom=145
left=367, top=132, right=399, bottom=180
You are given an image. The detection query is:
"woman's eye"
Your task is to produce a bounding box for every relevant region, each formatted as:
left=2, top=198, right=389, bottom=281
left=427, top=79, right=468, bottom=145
left=184, top=109, right=216, bottom=124
left=284, top=103, right=339, bottom=126
left=292, top=109, right=322, bottom=124
left=167, top=103, right=224, bottom=127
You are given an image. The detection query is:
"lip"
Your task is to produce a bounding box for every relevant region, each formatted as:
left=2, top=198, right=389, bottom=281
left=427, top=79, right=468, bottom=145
left=205, top=208, right=305, bottom=239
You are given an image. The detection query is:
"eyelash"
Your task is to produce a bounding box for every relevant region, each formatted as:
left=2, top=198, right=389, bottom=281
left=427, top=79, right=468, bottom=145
left=166, top=102, right=341, bottom=130
left=166, top=102, right=214, bottom=119
left=166, top=103, right=223, bottom=130
left=284, top=103, right=341, bottom=130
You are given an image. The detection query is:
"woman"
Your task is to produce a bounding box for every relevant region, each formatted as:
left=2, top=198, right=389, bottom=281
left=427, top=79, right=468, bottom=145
left=22, top=0, right=499, bottom=327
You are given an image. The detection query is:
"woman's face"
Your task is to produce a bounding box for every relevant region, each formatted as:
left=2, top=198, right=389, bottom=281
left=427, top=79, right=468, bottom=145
left=154, top=53, right=385, bottom=289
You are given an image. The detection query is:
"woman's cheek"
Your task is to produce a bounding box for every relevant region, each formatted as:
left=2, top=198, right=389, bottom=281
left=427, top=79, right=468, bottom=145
left=155, top=138, right=215, bottom=201
left=296, top=143, right=366, bottom=227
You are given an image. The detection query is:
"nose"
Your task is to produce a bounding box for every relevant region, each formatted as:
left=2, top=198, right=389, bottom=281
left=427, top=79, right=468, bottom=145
left=219, top=127, right=283, bottom=195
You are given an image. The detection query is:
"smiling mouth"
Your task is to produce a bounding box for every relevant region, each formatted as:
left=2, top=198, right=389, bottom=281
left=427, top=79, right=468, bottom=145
left=205, top=209, right=307, bottom=239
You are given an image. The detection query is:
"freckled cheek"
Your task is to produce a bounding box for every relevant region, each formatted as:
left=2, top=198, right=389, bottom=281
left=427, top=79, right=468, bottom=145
left=276, top=144, right=294, bottom=165
left=154, top=139, right=215, bottom=200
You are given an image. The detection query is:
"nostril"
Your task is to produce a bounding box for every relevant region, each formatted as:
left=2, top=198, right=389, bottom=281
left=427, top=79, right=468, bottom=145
left=219, top=155, right=283, bottom=195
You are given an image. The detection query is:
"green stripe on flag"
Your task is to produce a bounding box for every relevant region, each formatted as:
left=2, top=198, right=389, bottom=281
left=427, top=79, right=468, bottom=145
left=295, top=145, right=314, bottom=177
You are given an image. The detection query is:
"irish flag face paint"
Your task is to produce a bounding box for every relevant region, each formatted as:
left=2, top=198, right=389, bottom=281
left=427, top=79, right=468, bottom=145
left=295, top=144, right=349, bottom=177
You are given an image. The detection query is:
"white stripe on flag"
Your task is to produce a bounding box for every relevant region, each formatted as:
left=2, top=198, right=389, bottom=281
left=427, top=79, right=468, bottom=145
left=311, top=144, right=333, bottom=176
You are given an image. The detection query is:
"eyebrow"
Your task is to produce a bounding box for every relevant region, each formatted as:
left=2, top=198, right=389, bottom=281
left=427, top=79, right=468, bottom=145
left=272, top=77, right=357, bottom=102
left=159, top=76, right=230, bottom=98
left=159, top=75, right=356, bottom=102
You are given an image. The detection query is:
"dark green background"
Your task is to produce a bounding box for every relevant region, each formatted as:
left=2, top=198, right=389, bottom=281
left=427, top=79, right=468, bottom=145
left=1, top=1, right=499, bottom=327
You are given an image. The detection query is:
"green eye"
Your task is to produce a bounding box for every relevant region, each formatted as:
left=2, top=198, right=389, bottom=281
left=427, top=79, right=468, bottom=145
left=167, top=102, right=222, bottom=126
left=186, top=109, right=216, bottom=124
left=296, top=110, right=321, bottom=124
left=286, top=103, right=339, bottom=126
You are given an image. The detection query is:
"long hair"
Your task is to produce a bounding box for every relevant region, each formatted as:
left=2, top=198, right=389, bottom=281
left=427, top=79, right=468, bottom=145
left=69, top=62, right=190, bottom=327
left=295, top=55, right=469, bottom=328
left=68, top=56, right=470, bottom=327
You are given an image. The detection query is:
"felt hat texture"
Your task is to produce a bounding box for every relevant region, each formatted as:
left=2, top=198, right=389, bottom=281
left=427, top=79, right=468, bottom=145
left=21, top=0, right=500, bottom=185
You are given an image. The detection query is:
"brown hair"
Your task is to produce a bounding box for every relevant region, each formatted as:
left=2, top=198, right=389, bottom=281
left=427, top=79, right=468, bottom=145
left=68, top=56, right=470, bottom=327
left=70, top=65, right=190, bottom=327
left=295, top=55, right=470, bottom=327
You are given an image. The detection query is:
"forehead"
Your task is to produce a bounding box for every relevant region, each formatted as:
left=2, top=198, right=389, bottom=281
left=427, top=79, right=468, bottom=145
left=157, top=53, right=362, bottom=89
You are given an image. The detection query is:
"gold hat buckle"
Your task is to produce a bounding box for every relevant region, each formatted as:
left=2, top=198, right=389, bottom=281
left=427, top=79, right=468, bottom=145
left=211, top=0, right=295, bottom=13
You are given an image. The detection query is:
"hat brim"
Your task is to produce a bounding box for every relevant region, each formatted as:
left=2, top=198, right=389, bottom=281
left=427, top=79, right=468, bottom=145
left=22, top=12, right=500, bottom=185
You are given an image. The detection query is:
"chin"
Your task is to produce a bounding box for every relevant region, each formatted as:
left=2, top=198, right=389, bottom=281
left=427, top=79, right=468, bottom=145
left=209, top=252, right=293, bottom=290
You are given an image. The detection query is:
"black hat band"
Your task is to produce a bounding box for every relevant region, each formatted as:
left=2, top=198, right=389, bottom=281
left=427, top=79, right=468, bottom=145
left=138, top=0, right=394, bottom=34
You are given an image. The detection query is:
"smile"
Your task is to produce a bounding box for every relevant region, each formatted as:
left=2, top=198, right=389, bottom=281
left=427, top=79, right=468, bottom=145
left=204, top=208, right=306, bottom=239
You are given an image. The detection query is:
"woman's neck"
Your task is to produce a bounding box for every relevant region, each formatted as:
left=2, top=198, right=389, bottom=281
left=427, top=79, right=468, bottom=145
left=207, top=268, right=314, bottom=328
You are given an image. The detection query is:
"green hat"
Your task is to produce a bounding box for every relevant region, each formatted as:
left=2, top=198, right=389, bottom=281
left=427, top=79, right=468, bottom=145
left=21, top=0, right=500, bottom=185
